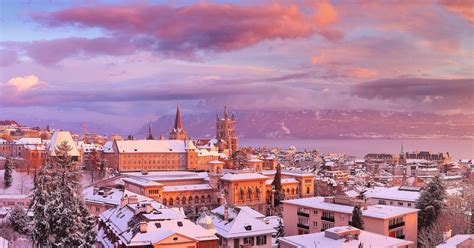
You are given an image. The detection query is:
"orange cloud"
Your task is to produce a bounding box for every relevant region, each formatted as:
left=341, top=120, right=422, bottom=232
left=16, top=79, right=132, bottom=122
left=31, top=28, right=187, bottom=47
left=311, top=52, right=329, bottom=64
left=8, top=75, right=43, bottom=92
left=314, top=1, right=338, bottom=26
left=349, top=67, right=378, bottom=78
left=439, top=0, right=474, bottom=23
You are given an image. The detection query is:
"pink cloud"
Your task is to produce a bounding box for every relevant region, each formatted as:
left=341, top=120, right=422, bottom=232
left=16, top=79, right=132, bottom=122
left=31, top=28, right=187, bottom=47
left=22, top=2, right=341, bottom=63
left=439, top=0, right=474, bottom=23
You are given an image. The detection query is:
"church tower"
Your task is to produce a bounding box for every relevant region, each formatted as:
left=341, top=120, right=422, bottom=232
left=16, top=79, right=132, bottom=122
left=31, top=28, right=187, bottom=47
left=216, top=106, right=238, bottom=156
left=169, top=105, right=188, bottom=140
left=146, top=122, right=154, bottom=140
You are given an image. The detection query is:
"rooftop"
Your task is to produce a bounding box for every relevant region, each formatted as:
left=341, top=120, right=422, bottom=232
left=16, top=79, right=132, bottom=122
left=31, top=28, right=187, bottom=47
left=220, top=173, right=268, bottom=181
left=364, top=186, right=420, bottom=202
left=283, top=197, right=419, bottom=219
left=115, top=139, right=196, bottom=153
left=278, top=226, right=413, bottom=248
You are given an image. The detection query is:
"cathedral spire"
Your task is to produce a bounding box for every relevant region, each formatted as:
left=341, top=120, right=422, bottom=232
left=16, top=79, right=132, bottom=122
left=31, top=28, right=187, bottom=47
left=146, top=122, right=154, bottom=140
left=224, top=106, right=228, bottom=120
left=159, top=132, right=165, bottom=140
left=174, top=104, right=183, bottom=130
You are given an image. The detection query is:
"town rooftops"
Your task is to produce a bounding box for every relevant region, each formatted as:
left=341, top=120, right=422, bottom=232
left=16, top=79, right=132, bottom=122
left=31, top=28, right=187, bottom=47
left=122, top=177, right=163, bottom=187
left=115, top=139, right=196, bottom=153
left=283, top=197, right=419, bottom=219
left=278, top=226, right=413, bottom=248
left=14, top=137, right=42, bottom=145
left=364, top=186, right=420, bottom=202
left=220, top=173, right=268, bottom=181
left=122, top=171, right=208, bottom=182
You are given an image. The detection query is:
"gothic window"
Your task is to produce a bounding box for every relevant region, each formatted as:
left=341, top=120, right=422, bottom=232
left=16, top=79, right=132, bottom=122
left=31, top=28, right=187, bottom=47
left=207, top=195, right=212, bottom=203
left=240, top=188, right=245, bottom=200
left=201, top=195, right=206, bottom=204
left=248, top=188, right=253, bottom=200
left=291, top=188, right=295, bottom=195
left=182, top=196, right=186, bottom=205
left=162, top=198, right=167, bottom=206
left=169, top=198, right=174, bottom=206
left=189, top=196, right=193, bottom=204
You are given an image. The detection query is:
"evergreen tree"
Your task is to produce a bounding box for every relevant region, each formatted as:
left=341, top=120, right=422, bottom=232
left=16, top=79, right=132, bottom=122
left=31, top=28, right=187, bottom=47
left=416, top=176, right=446, bottom=230
left=88, top=149, right=100, bottom=183
left=351, top=205, right=365, bottom=230
left=8, top=205, right=28, bottom=234
left=271, top=163, right=284, bottom=207
left=231, top=150, right=247, bottom=170
left=4, top=157, right=13, bottom=188
left=30, top=141, right=96, bottom=247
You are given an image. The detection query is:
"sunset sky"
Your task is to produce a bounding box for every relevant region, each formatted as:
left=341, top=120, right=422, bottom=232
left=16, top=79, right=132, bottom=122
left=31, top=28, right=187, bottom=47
left=0, top=0, right=473, bottom=130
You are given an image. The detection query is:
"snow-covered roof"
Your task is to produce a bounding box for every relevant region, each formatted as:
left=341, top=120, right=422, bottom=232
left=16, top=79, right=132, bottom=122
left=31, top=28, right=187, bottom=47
left=265, top=178, right=298, bottom=185
left=115, top=140, right=196, bottom=153
left=102, top=141, right=114, bottom=153
left=437, top=234, right=474, bottom=248
left=162, top=184, right=212, bottom=192
left=278, top=226, right=413, bottom=248
left=48, top=131, right=80, bottom=156
left=14, top=137, right=42, bottom=145
left=99, top=199, right=217, bottom=246
left=122, top=171, right=208, bottom=182
left=82, top=188, right=150, bottom=206
left=0, top=236, right=9, bottom=248
left=283, top=197, right=418, bottom=219
left=220, top=173, right=268, bottom=181
left=122, top=177, right=163, bottom=187
left=364, top=187, right=420, bottom=202
left=210, top=205, right=275, bottom=239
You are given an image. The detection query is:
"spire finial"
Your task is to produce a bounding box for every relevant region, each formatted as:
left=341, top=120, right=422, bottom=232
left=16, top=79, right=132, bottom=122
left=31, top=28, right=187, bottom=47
left=174, top=104, right=183, bottom=130
left=147, top=121, right=154, bottom=140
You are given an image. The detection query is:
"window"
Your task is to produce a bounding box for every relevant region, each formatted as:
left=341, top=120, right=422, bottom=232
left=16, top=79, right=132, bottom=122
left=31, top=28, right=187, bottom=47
left=398, top=202, right=404, bottom=206
left=256, top=235, right=267, bottom=245
left=379, top=200, right=386, bottom=205
left=314, top=210, right=318, bottom=215
left=313, top=221, right=318, bottom=227
left=339, top=214, right=345, bottom=221
left=407, top=203, right=412, bottom=207
left=306, top=187, right=310, bottom=194
left=243, top=237, right=254, bottom=245
left=322, top=223, right=333, bottom=230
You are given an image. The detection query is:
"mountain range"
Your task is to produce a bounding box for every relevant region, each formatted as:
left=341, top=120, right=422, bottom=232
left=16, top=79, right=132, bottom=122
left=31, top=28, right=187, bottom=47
left=135, top=110, right=474, bottom=140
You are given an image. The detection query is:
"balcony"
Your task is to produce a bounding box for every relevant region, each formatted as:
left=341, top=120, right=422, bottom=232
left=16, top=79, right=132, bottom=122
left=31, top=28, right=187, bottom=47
left=321, top=216, right=335, bottom=222
left=389, top=221, right=405, bottom=230
left=396, top=235, right=405, bottom=239
left=297, top=223, right=309, bottom=229
left=297, top=211, right=310, bottom=217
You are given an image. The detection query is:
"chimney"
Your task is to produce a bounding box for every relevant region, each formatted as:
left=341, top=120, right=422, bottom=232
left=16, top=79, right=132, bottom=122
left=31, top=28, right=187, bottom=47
left=120, top=195, right=129, bottom=207
left=139, top=221, right=147, bottom=233
left=224, top=204, right=229, bottom=220
left=145, top=203, right=153, bottom=214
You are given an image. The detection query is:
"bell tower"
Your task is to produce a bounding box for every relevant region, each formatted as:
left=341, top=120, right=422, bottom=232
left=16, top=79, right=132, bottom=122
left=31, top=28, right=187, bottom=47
left=169, top=105, right=188, bottom=140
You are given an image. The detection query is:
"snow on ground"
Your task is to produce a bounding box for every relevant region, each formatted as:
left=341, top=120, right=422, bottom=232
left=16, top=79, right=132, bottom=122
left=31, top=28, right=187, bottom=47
left=0, top=170, right=34, bottom=195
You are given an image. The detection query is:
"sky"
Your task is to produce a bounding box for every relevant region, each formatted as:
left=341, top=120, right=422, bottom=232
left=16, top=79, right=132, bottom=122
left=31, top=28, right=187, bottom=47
left=0, top=0, right=473, bottom=130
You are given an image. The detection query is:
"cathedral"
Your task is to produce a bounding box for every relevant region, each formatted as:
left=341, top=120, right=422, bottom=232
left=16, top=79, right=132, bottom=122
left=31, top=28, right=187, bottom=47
left=216, top=107, right=239, bottom=156
left=168, top=105, right=188, bottom=140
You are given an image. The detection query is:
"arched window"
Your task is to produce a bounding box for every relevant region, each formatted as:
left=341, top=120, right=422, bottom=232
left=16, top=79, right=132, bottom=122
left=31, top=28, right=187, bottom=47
left=291, top=188, right=295, bottom=195
left=162, top=198, right=167, bottom=206
left=182, top=196, right=186, bottom=205
left=201, top=195, right=206, bottom=204
left=188, top=196, right=193, bottom=204
left=240, top=188, right=245, bottom=200
left=175, top=197, right=180, bottom=206
left=169, top=198, right=174, bottom=206
left=256, top=187, right=261, bottom=199
left=248, top=188, right=253, bottom=200
left=286, top=188, right=290, bottom=195
left=296, top=187, right=299, bottom=195
left=207, top=195, right=212, bottom=203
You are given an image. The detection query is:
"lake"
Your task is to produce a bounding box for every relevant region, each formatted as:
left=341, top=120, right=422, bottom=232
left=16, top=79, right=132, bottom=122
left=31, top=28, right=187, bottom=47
left=239, top=138, right=474, bottom=160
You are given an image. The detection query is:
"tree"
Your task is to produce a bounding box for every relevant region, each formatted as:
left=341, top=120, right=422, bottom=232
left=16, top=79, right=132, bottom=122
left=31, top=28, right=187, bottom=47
left=275, top=218, right=285, bottom=240
left=8, top=205, right=28, bottom=234
left=99, top=159, right=107, bottom=178
left=4, top=157, right=13, bottom=188
left=271, top=163, right=284, bottom=208
left=351, top=205, right=364, bottom=230
left=416, top=176, right=446, bottom=230
left=231, top=150, right=247, bottom=170
left=30, top=141, right=96, bottom=247
left=88, top=149, right=100, bottom=183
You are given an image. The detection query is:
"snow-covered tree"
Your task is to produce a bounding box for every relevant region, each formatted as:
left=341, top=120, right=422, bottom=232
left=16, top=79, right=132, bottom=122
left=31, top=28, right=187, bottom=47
left=416, top=176, right=446, bottom=230
left=231, top=150, right=247, bottom=170
left=8, top=205, right=28, bottom=234
left=351, top=205, right=364, bottom=230
left=4, top=157, right=13, bottom=188
left=30, top=141, right=96, bottom=247
left=275, top=218, right=285, bottom=240
left=271, top=163, right=284, bottom=209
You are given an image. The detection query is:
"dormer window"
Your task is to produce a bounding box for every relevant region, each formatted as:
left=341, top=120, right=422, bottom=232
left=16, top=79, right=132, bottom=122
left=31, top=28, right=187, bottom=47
left=177, top=221, right=183, bottom=227
left=244, top=224, right=252, bottom=231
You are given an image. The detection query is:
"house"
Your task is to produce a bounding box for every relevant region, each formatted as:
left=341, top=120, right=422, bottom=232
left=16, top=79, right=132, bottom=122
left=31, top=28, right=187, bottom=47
left=97, top=194, right=218, bottom=247
left=278, top=226, right=413, bottom=248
